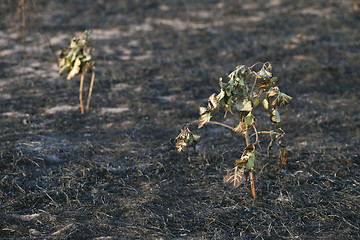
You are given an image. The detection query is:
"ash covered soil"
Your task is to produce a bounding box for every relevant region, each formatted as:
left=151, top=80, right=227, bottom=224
left=0, top=0, right=359, bottom=239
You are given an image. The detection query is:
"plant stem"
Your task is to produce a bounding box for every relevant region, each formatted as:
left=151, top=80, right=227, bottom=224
left=244, top=129, right=250, bottom=146
left=188, top=120, right=234, bottom=131
left=79, top=73, right=84, bottom=114
left=244, top=129, right=256, bottom=199
left=86, top=70, right=95, bottom=111
left=207, top=121, right=234, bottom=130
left=250, top=171, right=256, bottom=199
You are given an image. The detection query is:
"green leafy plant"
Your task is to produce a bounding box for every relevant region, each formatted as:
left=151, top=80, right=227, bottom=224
left=174, top=63, right=292, bottom=199
left=58, top=30, right=95, bottom=114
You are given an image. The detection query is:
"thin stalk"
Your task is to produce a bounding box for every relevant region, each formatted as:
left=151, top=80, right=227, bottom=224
left=244, top=129, right=256, bottom=199
left=86, top=70, right=95, bottom=111
left=244, top=129, right=250, bottom=146
left=207, top=121, right=234, bottom=130
left=79, top=73, right=84, bottom=114
left=188, top=120, right=234, bottom=131
left=250, top=171, right=256, bottom=199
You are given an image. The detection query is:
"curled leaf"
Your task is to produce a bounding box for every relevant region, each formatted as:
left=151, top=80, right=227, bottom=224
left=279, top=93, right=292, bottom=106
left=244, top=144, right=255, bottom=153
left=208, top=93, right=218, bottom=109
left=269, top=108, right=281, bottom=123
left=67, top=57, right=81, bottom=80
left=258, top=66, right=272, bottom=80
left=198, top=108, right=212, bottom=128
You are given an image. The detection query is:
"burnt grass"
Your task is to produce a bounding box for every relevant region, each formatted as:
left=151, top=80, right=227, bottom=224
left=0, top=0, right=360, bottom=239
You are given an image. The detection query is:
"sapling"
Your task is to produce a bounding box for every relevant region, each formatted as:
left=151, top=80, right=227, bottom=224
left=58, top=30, right=95, bottom=114
left=174, top=63, right=292, bottom=199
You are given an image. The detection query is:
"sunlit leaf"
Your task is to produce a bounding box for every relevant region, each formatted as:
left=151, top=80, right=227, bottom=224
left=67, top=57, right=81, bottom=80
left=175, top=139, right=187, bottom=152
left=216, top=89, right=225, bottom=102
left=233, top=121, right=248, bottom=133
left=199, top=106, right=207, bottom=115
left=262, top=99, right=269, bottom=109
left=268, top=86, right=279, bottom=97
left=223, top=167, right=245, bottom=188
left=235, top=99, right=252, bottom=112
left=199, top=108, right=212, bottom=128
left=208, top=93, right=218, bottom=109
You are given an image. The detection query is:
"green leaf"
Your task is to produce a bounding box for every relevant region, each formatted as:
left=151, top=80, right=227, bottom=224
left=245, top=154, right=255, bottom=170
left=258, top=67, right=272, bottom=79
left=252, top=97, right=262, bottom=108
left=269, top=108, right=281, bottom=123
left=225, top=87, right=232, bottom=97
left=240, top=99, right=252, bottom=112
left=244, top=113, right=255, bottom=125
left=59, top=65, right=70, bottom=75
left=271, top=77, right=278, bottom=84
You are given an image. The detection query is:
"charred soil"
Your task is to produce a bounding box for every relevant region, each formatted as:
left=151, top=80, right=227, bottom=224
left=0, top=0, right=359, bottom=239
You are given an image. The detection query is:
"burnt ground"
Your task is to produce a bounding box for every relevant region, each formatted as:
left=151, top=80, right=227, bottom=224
left=0, top=0, right=360, bottom=239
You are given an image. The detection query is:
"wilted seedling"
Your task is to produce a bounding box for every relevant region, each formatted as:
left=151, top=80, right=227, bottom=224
left=58, top=30, right=95, bottom=114
left=174, top=125, right=201, bottom=153
left=174, top=62, right=292, bottom=199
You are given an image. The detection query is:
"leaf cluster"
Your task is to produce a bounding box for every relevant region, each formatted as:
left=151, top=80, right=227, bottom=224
left=199, top=63, right=292, bottom=130
left=58, top=30, right=95, bottom=80
left=174, top=126, right=201, bottom=153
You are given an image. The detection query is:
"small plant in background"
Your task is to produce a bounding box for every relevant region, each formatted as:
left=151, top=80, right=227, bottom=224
left=354, top=0, right=359, bottom=11
left=174, top=63, right=292, bottom=199
left=58, top=30, right=95, bottom=114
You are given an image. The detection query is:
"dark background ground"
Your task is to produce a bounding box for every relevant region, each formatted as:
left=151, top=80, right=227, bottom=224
left=0, top=0, right=359, bottom=239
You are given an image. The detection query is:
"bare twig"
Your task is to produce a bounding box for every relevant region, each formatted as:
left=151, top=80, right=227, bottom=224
left=86, top=70, right=95, bottom=111
left=79, top=73, right=85, bottom=114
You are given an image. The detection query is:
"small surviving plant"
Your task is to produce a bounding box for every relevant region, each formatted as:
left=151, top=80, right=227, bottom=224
left=174, top=63, right=292, bottom=199
left=58, top=30, right=95, bottom=114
